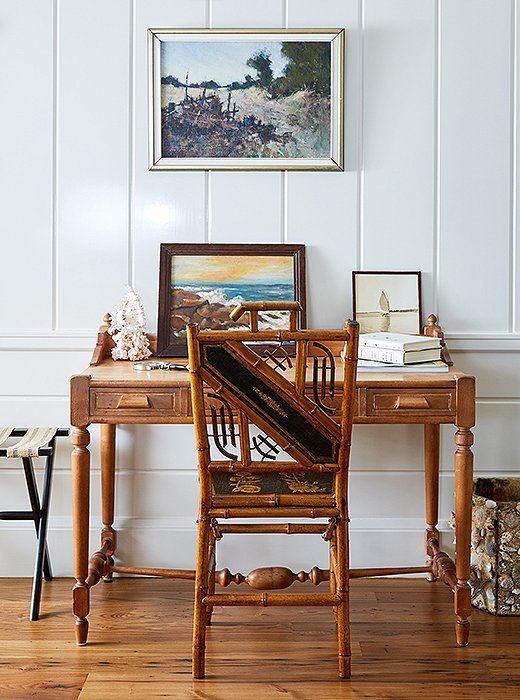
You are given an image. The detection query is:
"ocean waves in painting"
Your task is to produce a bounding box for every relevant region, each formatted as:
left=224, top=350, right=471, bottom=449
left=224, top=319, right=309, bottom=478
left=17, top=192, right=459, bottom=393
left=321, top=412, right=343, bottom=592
left=183, top=282, right=292, bottom=306
left=171, top=282, right=295, bottom=336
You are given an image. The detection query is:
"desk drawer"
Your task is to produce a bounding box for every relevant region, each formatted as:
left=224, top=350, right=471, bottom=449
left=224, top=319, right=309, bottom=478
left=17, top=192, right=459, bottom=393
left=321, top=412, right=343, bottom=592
left=90, top=388, right=188, bottom=418
left=365, top=388, right=455, bottom=417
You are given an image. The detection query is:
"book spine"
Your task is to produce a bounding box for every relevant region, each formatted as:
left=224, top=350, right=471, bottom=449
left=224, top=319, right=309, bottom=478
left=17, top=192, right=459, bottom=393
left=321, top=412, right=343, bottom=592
left=359, top=339, right=404, bottom=350
left=358, top=346, right=404, bottom=363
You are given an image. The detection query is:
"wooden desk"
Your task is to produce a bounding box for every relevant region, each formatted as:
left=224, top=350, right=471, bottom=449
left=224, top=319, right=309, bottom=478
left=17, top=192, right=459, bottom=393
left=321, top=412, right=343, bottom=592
left=70, top=353, right=475, bottom=648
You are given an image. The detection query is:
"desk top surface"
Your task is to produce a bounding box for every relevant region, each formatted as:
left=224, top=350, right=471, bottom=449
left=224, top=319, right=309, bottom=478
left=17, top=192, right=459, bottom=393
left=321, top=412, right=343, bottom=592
left=76, top=357, right=469, bottom=389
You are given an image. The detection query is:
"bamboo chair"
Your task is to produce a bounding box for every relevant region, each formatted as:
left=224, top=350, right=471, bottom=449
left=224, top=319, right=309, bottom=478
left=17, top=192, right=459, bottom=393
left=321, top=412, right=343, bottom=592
left=186, top=302, right=359, bottom=679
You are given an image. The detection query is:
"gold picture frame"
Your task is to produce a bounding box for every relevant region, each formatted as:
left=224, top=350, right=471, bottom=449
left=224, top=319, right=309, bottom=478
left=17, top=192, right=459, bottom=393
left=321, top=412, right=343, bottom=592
left=148, top=28, right=344, bottom=171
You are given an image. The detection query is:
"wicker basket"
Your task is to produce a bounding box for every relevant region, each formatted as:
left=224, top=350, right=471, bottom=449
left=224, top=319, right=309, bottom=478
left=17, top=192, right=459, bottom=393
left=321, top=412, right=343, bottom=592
left=470, top=478, right=520, bottom=615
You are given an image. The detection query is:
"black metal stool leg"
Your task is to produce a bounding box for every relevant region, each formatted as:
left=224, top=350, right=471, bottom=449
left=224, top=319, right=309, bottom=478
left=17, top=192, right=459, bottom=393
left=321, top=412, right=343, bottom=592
left=22, top=457, right=53, bottom=582
left=30, top=446, right=55, bottom=621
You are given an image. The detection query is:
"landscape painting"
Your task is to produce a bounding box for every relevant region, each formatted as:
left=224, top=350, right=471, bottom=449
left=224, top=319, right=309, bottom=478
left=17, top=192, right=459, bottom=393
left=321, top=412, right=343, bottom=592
left=149, top=29, right=344, bottom=170
left=157, top=244, right=306, bottom=356
left=352, top=271, right=422, bottom=335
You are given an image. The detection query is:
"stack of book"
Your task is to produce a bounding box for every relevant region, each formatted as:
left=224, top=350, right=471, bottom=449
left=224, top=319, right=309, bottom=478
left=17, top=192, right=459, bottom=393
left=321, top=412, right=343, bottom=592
left=354, top=332, right=448, bottom=372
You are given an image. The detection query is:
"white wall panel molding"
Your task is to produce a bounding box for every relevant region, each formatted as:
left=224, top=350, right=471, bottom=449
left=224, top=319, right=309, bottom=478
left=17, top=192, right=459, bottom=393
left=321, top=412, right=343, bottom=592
left=56, top=0, right=131, bottom=329
left=0, top=333, right=95, bottom=351
left=439, top=0, right=513, bottom=332
left=0, top=525, right=434, bottom=576
left=0, top=514, right=456, bottom=535
left=1, top=331, right=516, bottom=352
left=0, top=0, right=55, bottom=330
left=447, top=335, right=520, bottom=350
left=361, top=0, right=436, bottom=290
left=211, top=0, right=284, bottom=27
left=511, top=0, right=518, bottom=332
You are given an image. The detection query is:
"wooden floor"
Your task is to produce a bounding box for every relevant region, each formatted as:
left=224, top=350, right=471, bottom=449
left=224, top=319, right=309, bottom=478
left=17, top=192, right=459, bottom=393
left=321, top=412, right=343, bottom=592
left=0, top=577, right=518, bottom=699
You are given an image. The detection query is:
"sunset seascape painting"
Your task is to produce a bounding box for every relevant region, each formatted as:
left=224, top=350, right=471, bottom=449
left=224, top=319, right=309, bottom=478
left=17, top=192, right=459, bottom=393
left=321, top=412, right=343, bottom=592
left=170, top=254, right=295, bottom=339
left=156, top=244, right=306, bottom=356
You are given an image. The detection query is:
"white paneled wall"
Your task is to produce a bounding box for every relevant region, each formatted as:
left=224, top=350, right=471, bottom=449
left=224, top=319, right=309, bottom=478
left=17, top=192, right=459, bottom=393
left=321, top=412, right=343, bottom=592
left=1, top=0, right=519, bottom=577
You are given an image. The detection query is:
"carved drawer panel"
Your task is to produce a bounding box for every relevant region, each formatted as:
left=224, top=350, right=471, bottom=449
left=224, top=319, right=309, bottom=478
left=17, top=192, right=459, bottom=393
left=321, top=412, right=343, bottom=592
left=90, top=388, right=187, bottom=417
left=365, top=388, right=455, bottom=416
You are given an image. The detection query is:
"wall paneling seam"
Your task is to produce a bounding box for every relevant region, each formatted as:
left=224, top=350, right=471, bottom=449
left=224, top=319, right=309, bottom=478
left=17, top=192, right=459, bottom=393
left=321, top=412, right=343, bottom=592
left=205, top=0, right=212, bottom=243
left=433, top=0, right=441, bottom=317
left=128, top=0, right=136, bottom=286
left=51, top=0, right=59, bottom=330
left=357, top=0, right=365, bottom=270
left=205, top=173, right=212, bottom=243
left=282, top=0, right=288, bottom=244
left=282, top=173, right=287, bottom=243
left=511, top=0, right=518, bottom=332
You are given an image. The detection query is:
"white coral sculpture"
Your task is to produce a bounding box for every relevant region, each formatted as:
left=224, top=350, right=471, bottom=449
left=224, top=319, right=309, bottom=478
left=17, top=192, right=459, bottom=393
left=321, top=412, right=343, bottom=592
left=109, top=287, right=152, bottom=361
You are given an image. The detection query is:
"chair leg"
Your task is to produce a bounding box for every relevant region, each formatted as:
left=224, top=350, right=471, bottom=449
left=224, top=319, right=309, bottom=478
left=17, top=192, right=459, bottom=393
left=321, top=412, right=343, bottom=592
left=334, top=519, right=351, bottom=679
left=205, top=536, right=216, bottom=627
left=28, top=448, right=55, bottom=621
left=329, top=535, right=338, bottom=623
left=192, top=511, right=211, bottom=679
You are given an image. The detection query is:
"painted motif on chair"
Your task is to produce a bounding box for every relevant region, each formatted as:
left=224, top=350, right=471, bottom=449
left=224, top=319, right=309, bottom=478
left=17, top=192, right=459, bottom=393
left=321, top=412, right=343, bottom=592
left=282, top=473, right=327, bottom=493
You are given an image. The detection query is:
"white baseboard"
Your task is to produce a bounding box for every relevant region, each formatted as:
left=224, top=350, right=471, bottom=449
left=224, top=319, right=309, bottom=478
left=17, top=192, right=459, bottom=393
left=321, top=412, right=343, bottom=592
left=0, top=516, right=454, bottom=577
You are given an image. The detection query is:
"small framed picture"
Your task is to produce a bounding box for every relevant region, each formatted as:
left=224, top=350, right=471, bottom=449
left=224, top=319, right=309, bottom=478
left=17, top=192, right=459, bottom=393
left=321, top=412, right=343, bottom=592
left=157, top=243, right=306, bottom=356
left=352, top=271, right=422, bottom=334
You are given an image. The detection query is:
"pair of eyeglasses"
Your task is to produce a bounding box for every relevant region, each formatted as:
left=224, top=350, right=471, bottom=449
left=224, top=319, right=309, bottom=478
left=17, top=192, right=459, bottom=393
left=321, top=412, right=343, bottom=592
left=133, top=361, right=188, bottom=372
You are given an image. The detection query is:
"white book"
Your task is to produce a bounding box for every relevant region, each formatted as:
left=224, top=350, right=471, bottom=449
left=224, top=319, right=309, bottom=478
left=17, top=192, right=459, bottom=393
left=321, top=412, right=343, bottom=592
left=358, top=346, right=442, bottom=364
left=358, top=332, right=441, bottom=352
left=357, top=359, right=449, bottom=373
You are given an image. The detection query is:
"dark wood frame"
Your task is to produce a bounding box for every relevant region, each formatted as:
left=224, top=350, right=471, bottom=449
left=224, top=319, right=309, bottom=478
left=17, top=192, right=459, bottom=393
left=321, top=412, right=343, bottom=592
left=352, top=270, right=422, bottom=334
left=157, top=243, right=306, bottom=357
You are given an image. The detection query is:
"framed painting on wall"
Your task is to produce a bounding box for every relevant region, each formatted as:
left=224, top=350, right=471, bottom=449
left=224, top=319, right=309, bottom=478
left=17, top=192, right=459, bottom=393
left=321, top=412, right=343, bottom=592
left=148, top=28, right=344, bottom=171
left=352, top=271, right=422, bottom=335
left=157, top=243, right=306, bottom=356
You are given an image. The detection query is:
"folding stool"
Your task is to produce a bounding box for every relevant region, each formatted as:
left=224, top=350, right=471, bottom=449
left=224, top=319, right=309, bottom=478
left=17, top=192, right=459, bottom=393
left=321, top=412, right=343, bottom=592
left=0, top=427, right=69, bottom=620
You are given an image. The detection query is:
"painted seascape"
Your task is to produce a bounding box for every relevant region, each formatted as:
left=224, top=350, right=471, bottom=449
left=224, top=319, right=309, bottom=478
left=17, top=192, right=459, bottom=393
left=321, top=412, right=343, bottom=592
left=170, top=255, right=295, bottom=340
left=160, top=40, right=331, bottom=159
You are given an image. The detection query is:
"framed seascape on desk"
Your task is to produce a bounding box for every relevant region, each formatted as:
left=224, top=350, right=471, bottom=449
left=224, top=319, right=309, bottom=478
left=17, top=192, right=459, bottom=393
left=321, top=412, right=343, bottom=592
left=157, top=243, right=306, bottom=356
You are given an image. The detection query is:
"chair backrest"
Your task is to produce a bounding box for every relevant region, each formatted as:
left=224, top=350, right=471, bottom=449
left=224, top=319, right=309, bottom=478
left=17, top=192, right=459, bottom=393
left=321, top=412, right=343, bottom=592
left=186, top=304, right=359, bottom=512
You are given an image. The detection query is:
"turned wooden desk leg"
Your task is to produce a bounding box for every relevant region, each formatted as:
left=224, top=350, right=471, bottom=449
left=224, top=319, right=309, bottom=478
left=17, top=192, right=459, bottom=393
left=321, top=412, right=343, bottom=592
left=424, top=424, right=440, bottom=581
left=454, top=375, right=476, bottom=647
left=72, top=426, right=91, bottom=646
left=101, top=423, right=117, bottom=581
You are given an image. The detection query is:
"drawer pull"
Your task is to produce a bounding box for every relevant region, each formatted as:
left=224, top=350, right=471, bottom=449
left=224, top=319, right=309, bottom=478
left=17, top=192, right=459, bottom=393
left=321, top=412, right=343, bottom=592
left=393, top=396, right=429, bottom=410
left=117, top=394, right=150, bottom=409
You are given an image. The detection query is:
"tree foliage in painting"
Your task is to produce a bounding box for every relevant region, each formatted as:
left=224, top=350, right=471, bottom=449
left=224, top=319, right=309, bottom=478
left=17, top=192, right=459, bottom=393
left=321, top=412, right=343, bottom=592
left=246, top=51, right=274, bottom=89
left=278, top=42, right=331, bottom=96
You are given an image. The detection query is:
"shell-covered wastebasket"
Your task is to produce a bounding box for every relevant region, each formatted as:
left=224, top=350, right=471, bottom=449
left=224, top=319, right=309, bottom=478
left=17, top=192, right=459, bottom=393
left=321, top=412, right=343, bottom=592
left=471, top=478, right=520, bottom=615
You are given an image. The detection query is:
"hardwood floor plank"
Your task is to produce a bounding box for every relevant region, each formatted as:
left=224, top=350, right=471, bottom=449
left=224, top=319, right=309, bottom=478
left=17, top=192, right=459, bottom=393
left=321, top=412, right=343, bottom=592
left=0, top=577, right=518, bottom=698
left=77, top=679, right=518, bottom=700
